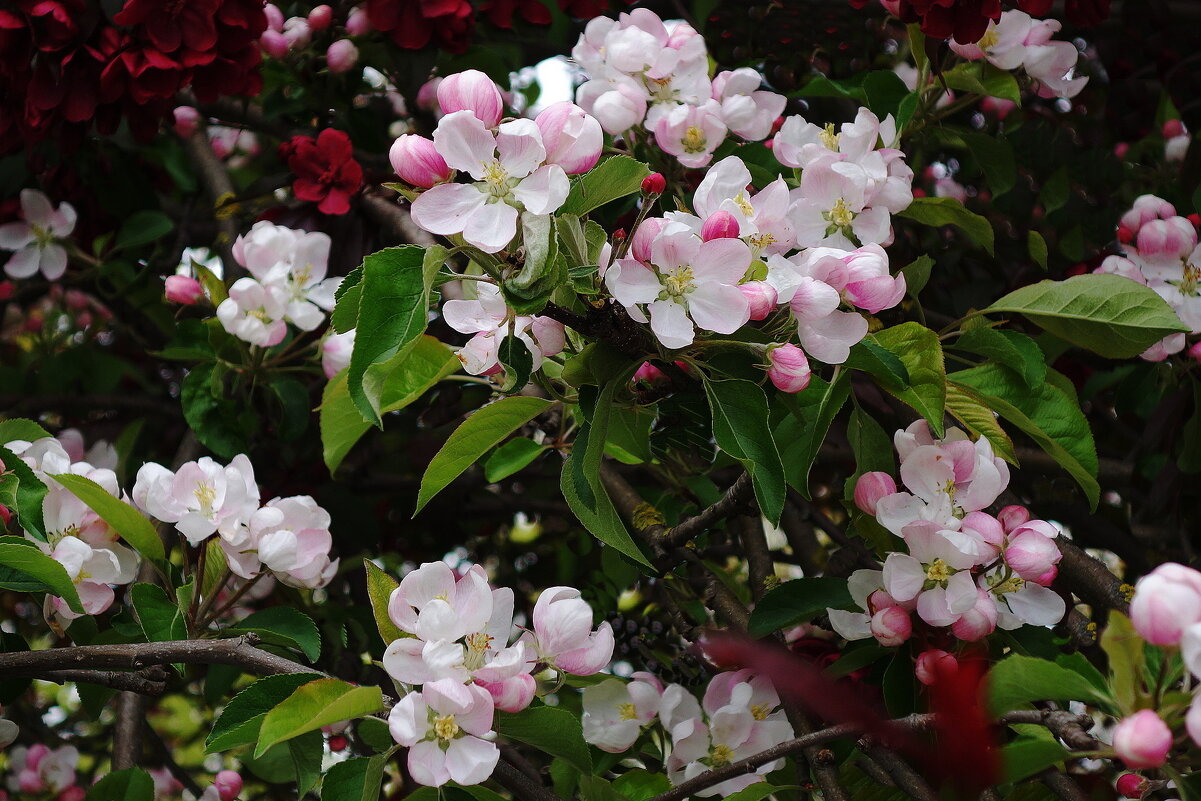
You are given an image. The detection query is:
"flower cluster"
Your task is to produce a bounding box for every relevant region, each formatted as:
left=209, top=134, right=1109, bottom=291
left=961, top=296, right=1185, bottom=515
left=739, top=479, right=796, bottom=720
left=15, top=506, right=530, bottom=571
left=582, top=669, right=794, bottom=796
left=395, top=70, right=599, bottom=252
left=442, top=283, right=566, bottom=375
left=6, top=433, right=138, bottom=626
left=605, top=150, right=907, bottom=357
left=217, top=221, right=342, bottom=347
left=133, top=454, right=338, bottom=589
left=383, top=562, right=612, bottom=787
left=573, top=9, right=785, bottom=167
left=832, top=420, right=1066, bottom=645
left=4, top=744, right=79, bottom=798
left=1094, top=194, right=1201, bottom=361
left=0, top=190, right=77, bottom=282
left=0, top=0, right=266, bottom=156
left=949, top=10, right=1088, bottom=99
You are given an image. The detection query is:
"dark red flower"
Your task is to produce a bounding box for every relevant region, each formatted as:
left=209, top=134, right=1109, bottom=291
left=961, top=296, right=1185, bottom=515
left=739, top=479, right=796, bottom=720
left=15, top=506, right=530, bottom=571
left=22, top=0, right=92, bottom=52
left=1014, top=0, right=1052, bottom=14
left=897, top=0, right=1002, bottom=43
left=1065, top=0, right=1110, bottom=26
left=366, top=0, right=474, bottom=52
left=113, top=0, right=221, bottom=54
left=281, top=129, right=363, bottom=216
left=480, top=0, right=552, bottom=28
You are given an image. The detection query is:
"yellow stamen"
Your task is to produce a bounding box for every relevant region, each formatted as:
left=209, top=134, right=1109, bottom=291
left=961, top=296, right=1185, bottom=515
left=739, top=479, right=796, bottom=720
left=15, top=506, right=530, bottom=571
left=828, top=198, right=854, bottom=228
left=820, top=122, right=840, bottom=151
left=681, top=126, right=707, bottom=154
left=433, top=714, right=460, bottom=741
left=926, top=558, right=951, bottom=583
left=617, top=702, right=639, bottom=721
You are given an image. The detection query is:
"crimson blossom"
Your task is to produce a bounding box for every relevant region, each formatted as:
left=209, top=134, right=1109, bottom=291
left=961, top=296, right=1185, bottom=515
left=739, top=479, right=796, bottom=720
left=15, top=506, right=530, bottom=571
left=279, top=129, right=363, bottom=216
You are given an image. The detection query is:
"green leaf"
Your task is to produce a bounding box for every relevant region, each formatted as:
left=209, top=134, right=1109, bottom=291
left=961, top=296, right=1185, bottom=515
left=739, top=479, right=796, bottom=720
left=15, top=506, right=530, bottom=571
left=87, top=767, right=155, bottom=801
left=131, top=583, right=186, bottom=642
left=320, top=335, right=459, bottom=472
left=484, top=438, right=546, bottom=482
left=703, top=378, right=786, bottom=525
left=498, top=335, right=534, bottom=394
left=1038, top=166, right=1070, bottom=214
left=0, top=541, right=83, bottom=613
left=941, top=61, right=1021, bottom=104
left=871, top=323, right=947, bottom=437
left=193, top=261, right=227, bottom=305
left=901, top=255, right=934, bottom=298
left=504, top=213, right=564, bottom=314
left=847, top=404, right=896, bottom=478
left=863, top=70, right=910, bottom=119
left=951, top=363, right=1098, bottom=507
left=845, top=339, right=911, bottom=389
left=0, top=418, right=51, bottom=443
left=228, top=607, right=321, bottom=662
left=780, top=371, right=851, bottom=497
left=954, top=327, right=1046, bottom=389
left=207, top=673, right=321, bottom=752
left=1001, top=738, right=1070, bottom=784
left=181, top=363, right=250, bottom=459
left=347, top=245, right=447, bottom=425
left=244, top=730, right=323, bottom=789
left=1028, top=231, right=1049, bottom=271
left=51, top=473, right=164, bottom=561
left=1100, top=611, right=1145, bottom=716
left=748, top=577, right=854, bottom=638
left=364, top=560, right=405, bottom=644
left=498, top=705, right=592, bottom=773
left=0, top=445, right=47, bottom=539
left=268, top=376, right=311, bottom=441
left=560, top=155, right=651, bottom=217
left=612, top=770, right=672, bottom=801
left=255, top=679, right=385, bottom=756
left=984, top=274, right=1189, bottom=359
left=898, top=196, right=994, bottom=255
left=416, top=396, right=554, bottom=514
left=321, top=754, right=390, bottom=801
left=605, top=405, right=654, bottom=464
left=579, top=776, right=631, bottom=801
left=987, top=654, right=1111, bottom=716
left=945, top=383, right=1017, bottom=464
left=961, top=132, right=1015, bottom=197
left=115, top=210, right=174, bottom=251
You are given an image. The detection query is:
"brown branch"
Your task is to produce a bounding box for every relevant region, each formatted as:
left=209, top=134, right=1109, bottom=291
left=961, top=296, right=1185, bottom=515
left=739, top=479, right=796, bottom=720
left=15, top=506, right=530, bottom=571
left=859, top=741, right=938, bottom=801
left=663, top=472, right=755, bottom=550
left=1042, top=771, right=1088, bottom=801
left=491, top=756, right=564, bottom=801
left=181, top=127, right=240, bottom=276
left=1001, top=710, right=1100, bottom=751
left=360, top=193, right=435, bottom=246
left=1054, top=538, right=1131, bottom=615
left=739, top=515, right=775, bottom=602
left=540, top=301, right=652, bottom=359
left=17, top=667, right=168, bottom=695
left=112, top=693, right=147, bottom=770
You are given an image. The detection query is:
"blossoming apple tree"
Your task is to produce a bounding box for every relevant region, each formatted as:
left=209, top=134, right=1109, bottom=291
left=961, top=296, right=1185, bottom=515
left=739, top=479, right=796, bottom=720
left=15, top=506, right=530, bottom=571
left=1, top=0, right=1201, bottom=799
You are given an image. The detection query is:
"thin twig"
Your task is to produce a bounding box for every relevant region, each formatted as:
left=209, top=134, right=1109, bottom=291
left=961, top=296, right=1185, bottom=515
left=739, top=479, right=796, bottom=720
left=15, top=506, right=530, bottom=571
left=19, top=667, right=168, bottom=695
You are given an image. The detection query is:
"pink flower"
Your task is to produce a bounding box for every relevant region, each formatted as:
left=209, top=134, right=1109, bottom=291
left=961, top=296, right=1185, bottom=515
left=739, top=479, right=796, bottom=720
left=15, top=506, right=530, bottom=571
left=653, top=102, right=727, bottom=169
left=524, top=586, right=614, bottom=675
left=740, top=282, right=777, bottom=321
left=711, top=68, right=786, bottom=142
left=1112, top=710, right=1172, bottom=769
left=950, top=587, right=998, bottom=641
left=389, top=680, right=499, bottom=787
left=173, top=106, right=202, bottom=138
left=577, top=77, right=648, bottom=135
left=700, top=211, right=741, bottom=242
left=914, top=649, right=957, bottom=686
left=1136, top=217, right=1197, bottom=264
left=766, top=344, right=811, bottom=393
left=997, top=505, right=1031, bottom=532
left=441, top=283, right=564, bottom=375
left=132, top=456, right=259, bottom=544
left=1188, top=694, right=1201, bottom=749
left=308, top=4, right=333, bottom=29
left=534, top=102, right=603, bottom=175
left=321, top=329, right=355, bottom=378
left=215, top=278, right=289, bottom=347
left=251, top=496, right=337, bottom=588
left=264, top=3, right=284, bottom=30
left=213, top=771, right=243, bottom=801
left=842, top=244, right=905, bottom=313
left=325, top=39, right=359, bottom=73
left=1003, top=525, right=1061, bottom=580
left=870, top=606, right=911, bottom=646
left=582, top=674, right=663, bottom=752
left=854, top=472, right=897, bottom=515
left=641, top=173, right=666, bottom=195
left=345, top=5, right=371, bottom=35
left=260, top=29, right=289, bottom=58
left=1129, top=563, right=1201, bottom=645
left=388, top=562, right=493, bottom=643
left=437, top=70, right=505, bottom=128
left=390, top=134, right=452, bottom=189
left=165, top=275, right=204, bottom=305
left=0, top=189, right=76, bottom=281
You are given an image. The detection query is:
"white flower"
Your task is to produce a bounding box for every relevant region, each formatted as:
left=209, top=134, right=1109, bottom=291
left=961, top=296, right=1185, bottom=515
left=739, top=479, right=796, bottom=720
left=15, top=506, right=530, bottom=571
left=582, top=674, right=663, bottom=752
left=389, top=680, right=499, bottom=787
left=133, top=455, right=259, bottom=545
left=0, top=189, right=76, bottom=280
left=216, top=278, right=289, bottom=347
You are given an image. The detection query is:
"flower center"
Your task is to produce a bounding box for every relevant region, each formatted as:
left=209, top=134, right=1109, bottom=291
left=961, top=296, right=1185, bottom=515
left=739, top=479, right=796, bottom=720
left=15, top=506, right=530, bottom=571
left=993, top=575, right=1024, bottom=594
left=433, top=714, right=460, bottom=742
left=827, top=198, right=854, bottom=228
left=193, top=482, right=217, bottom=516
left=248, top=307, right=272, bottom=323
left=1180, top=263, right=1200, bottom=296
left=751, top=703, right=770, bottom=721
left=464, top=631, right=492, bottom=671
left=617, top=702, right=638, bottom=721
left=681, top=126, right=707, bottom=154
left=481, top=160, right=514, bottom=199
left=31, top=224, right=55, bottom=248
left=709, top=744, right=734, bottom=767
left=926, top=558, right=952, bottom=583
left=820, top=122, right=840, bottom=151
left=663, top=265, right=695, bottom=297
left=733, top=193, right=755, bottom=217
left=978, top=28, right=1000, bottom=50
left=748, top=232, right=776, bottom=252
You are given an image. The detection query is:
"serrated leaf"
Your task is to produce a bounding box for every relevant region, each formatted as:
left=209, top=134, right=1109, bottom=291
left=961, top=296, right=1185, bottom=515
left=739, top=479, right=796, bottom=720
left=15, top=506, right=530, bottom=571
left=52, top=473, right=164, bottom=560
left=954, top=327, right=1046, bottom=389
left=131, top=583, right=186, bottom=642
left=899, top=196, right=994, bottom=254
left=703, top=378, right=785, bottom=525
left=499, top=705, right=592, bottom=773
left=0, top=418, right=52, bottom=443
left=561, top=156, right=651, bottom=217
left=255, top=679, right=384, bottom=756
left=987, top=654, right=1111, bottom=716
left=227, top=607, right=321, bottom=662
left=871, top=323, right=947, bottom=437
left=0, top=445, right=47, bottom=540
left=985, top=274, right=1189, bottom=359
left=945, top=383, right=1017, bottom=464
left=0, top=541, right=83, bottom=613
left=207, top=673, right=321, bottom=752
left=416, top=397, right=554, bottom=514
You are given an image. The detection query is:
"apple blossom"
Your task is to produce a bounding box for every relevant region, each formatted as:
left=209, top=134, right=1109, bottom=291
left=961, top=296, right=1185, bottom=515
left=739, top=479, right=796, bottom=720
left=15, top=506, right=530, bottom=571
left=250, top=495, right=338, bottom=588
left=5, top=745, right=78, bottom=795
left=711, top=68, right=786, bottom=141
left=950, top=586, right=999, bottom=641
left=390, top=134, right=453, bottom=189
left=523, top=585, right=614, bottom=675
left=0, top=189, right=77, bottom=281
left=870, top=606, right=912, bottom=646
left=534, top=102, right=603, bottom=175
left=641, top=172, right=666, bottom=195
left=1116, top=773, right=1147, bottom=799
left=1003, top=524, right=1062, bottom=580
left=437, top=70, right=505, bottom=128
left=165, top=274, right=205, bottom=305
left=345, top=5, right=371, bottom=35
left=914, top=649, right=957, bottom=686
left=133, top=455, right=259, bottom=545
left=1130, top=562, right=1201, bottom=645
left=326, top=39, right=359, bottom=73
left=700, top=211, right=741, bottom=242
left=173, top=106, right=202, bottom=138
left=321, top=329, right=355, bottom=378
left=582, top=673, right=663, bottom=752
left=688, top=156, right=795, bottom=257
left=216, top=278, right=289, bottom=346
left=654, top=102, right=727, bottom=169
left=854, top=472, right=898, bottom=515
left=441, top=283, right=565, bottom=375
left=388, top=680, right=499, bottom=787
left=766, top=343, right=811, bottom=393
left=740, top=282, right=778, bottom=320
left=1112, top=710, right=1172, bottom=769
left=213, top=770, right=242, bottom=801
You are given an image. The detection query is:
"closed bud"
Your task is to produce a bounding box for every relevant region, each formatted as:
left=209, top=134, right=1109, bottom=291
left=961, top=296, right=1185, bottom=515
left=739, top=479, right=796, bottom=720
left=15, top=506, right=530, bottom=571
left=326, top=39, right=359, bottom=74
left=1112, top=710, right=1172, bottom=769
left=739, top=281, right=777, bottom=320
left=854, top=471, right=897, bottom=515
left=535, top=102, right=603, bottom=174
left=165, top=275, right=205, bottom=305
left=914, top=649, right=956, bottom=686
left=214, top=771, right=243, bottom=801
left=700, top=210, right=741, bottom=241
left=1163, top=119, right=1187, bottom=139
left=260, top=29, right=290, bottom=59
left=328, top=734, right=349, bottom=752
left=308, top=4, right=333, bottom=30
left=1004, top=529, right=1061, bottom=580
left=869, top=606, right=911, bottom=647
left=173, top=106, right=201, bottom=138
left=950, top=589, right=998, bottom=642
left=345, top=6, right=371, bottom=35
left=437, top=70, right=504, bottom=127
left=281, top=17, right=312, bottom=49
left=1116, top=773, right=1146, bottom=799
left=641, top=172, right=666, bottom=195
left=766, top=343, right=811, bottom=393
left=57, top=789, right=85, bottom=801
left=1136, top=217, right=1197, bottom=261
left=1189, top=341, right=1201, bottom=363
left=997, top=504, right=1030, bottom=533
left=389, top=134, right=452, bottom=188
left=264, top=3, right=285, bottom=31
left=1130, top=562, right=1201, bottom=645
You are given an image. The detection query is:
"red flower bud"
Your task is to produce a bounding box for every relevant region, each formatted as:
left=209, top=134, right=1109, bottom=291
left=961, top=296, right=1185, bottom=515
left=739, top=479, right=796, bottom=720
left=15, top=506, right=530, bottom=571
left=641, top=172, right=666, bottom=195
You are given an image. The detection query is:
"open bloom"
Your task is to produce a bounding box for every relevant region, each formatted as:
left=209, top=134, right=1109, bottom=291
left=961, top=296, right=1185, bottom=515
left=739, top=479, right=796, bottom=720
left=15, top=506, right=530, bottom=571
left=0, top=189, right=77, bottom=280
left=522, top=586, right=614, bottom=675
left=232, top=222, right=340, bottom=330
left=250, top=495, right=338, bottom=589
left=216, top=278, right=289, bottom=346
left=442, top=283, right=565, bottom=375
left=582, top=673, right=664, bottom=752
left=653, top=101, right=727, bottom=169
left=280, top=129, right=363, bottom=215
left=534, top=102, right=603, bottom=174
left=410, top=112, right=569, bottom=253
left=389, top=680, right=499, bottom=787
left=388, top=562, right=494, bottom=643
left=133, top=455, right=259, bottom=544
left=1130, top=562, right=1201, bottom=645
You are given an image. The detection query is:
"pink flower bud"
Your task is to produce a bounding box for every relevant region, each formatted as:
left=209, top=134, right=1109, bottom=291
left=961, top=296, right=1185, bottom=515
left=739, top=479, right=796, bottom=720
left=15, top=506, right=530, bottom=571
left=632, top=361, right=667, bottom=385
left=535, top=102, right=603, bottom=174
left=700, top=211, right=741, bottom=242
left=950, top=589, right=998, bottom=642
left=853, top=472, right=897, bottom=515
left=629, top=217, right=665, bottom=263
left=479, top=674, right=537, bottom=713
left=914, top=649, right=956, bottom=686
left=1189, top=342, right=1201, bottom=363
left=165, top=275, right=205, bottom=305
left=0, top=280, right=13, bottom=300
left=1163, top=119, right=1187, bottom=139
left=308, top=4, right=333, bottom=30
left=214, top=770, right=243, bottom=801
left=1136, top=217, right=1197, bottom=261
left=260, top=29, right=290, bottom=59
left=1112, top=710, right=1172, bottom=769
left=997, top=504, right=1030, bottom=533
left=1004, top=531, right=1060, bottom=580
left=1031, top=565, right=1057, bottom=587
left=328, top=734, right=348, bottom=751
left=870, top=606, right=911, bottom=647
left=1114, top=142, right=1130, bottom=159
left=1120, top=195, right=1177, bottom=235
left=325, top=39, right=359, bottom=74
left=18, top=770, right=43, bottom=794
left=1130, top=563, right=1201, bottom=645
left=173, top=106, right=201, bottom=138
left=282, top=17, right=312, bottom=49
left=437, top=70, right=504, bottom=127
left=264, top=3, right=284, bottom=31
left=26, top=744, right=49, bottom=770
left=345, top=5, right=371, bottom=35
left=739, top=281, right=777, bottom=321
left=57, top=788, right=85, bottom=801
left=389, top=134, right=452, bottom=188
left=641, top=172, right=666, bottom=195
left=1116, top=773, right=1146, bottom=799
left=867, top=588, right=900, bottom=612
left=767, top=343, right=811, bottom=393
left=416, top=78, right=442, bottom=112
left=1187, top=694, right=1201, bottom=748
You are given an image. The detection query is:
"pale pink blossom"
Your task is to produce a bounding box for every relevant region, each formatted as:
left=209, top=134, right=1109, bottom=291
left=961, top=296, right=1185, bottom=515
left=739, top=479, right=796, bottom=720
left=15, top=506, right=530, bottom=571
left=711, top=68, right=786, bottom=141
left=390, top=135, right=453, bottom=188
left=442, top=283, right=564, bottom=375
left=250, top=496, right=338, bottom=589
left=582, top=674, right=663, bottom=752
left=766, top=344, right=811, bottom=393
left=389, top=680, right=499, bottom=787
left=321, top=329, right=355, bottom=378
left=950, top=586, right=998, bottom=641
left=345, top=5, right=371, bottom=35
left=740, top=282, right=777, bottom=320
left=1130, top=563, right=1201, bottom=646
left=5, top=745, right=78, bottom=795
left=654, top=102, right=727, bottom=169
left=854, top=472, right=897, bottom=515
left=700, top=211, right=741, bottom=242
left=133, top=456, right=259, bottom=544
left=308, top=4, right=333, bottom=29
left=576, top=76, right=648, bottom=135
left=690, top=156, right=795, bottom=257
left=231, top=222, right=339, bottom=331
left=534, top=102, right=603, bottom=175
left=0, top=189, right=76, bottom=281
left=326, top=39, right=359, bottom=73
left=173, top=106, right=202, bottom=138
left=213, top=771, right=243, bottom=801
left=165, top=275, right=205, bottom=305
left=388, top=562, right=494, bottom=643
left=523, top=586, right=614, bottom=675
left=1112, top=710, right=1172, bottom=769
left=216, top=278, right=289, bottom=346
left=1003, top=525, right=1061, bottom=580
left=870, top=606, right=912, bottom=646
left=437, top=70, right=504, bottom=128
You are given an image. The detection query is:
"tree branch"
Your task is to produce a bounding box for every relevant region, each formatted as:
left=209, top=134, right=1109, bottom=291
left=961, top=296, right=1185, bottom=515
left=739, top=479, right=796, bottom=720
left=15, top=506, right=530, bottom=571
left=360, top=192, right=435, bottom=246
left=663, top=472, right=754, bottom=550
left=181, top=127, right=240, bottom=276
left=1055, top=538, right=1131, bottom=615
left=18, top=667, right=169, bottom=695
left=491, top=756, right=564, bottom=801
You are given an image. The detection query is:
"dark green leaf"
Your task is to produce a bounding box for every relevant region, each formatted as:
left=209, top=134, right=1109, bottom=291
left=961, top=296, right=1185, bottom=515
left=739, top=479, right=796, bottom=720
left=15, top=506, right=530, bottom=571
left=0, top=418, right=52, bottom=443
left=901, top=255, right=934, bottom=298
left=87, top=768, right=154, bottom=801
left=131, top=583, right=186, bottom=642
left=962, top=132, right=1015, bottom=196
left=484, top=438, right=546, bottom=482
left=1028, top=231, right=1049, bottom=271
left=207, top=673, right=321, bottom=752
left=181, top=364, right=250, bottom=459
left=780, top=371, right=851, bottom=497
left=899, top=196, right=994, bottom=254
left=871, top=323, right=947, bottom=437
left=560, top=156, right=651, bottom=217
left=255, top=679, right=384, bottom=756
left=227, top=607, right=321, bottom=662
left=987, top=654, right=1111, bottom=716
left=748, top=577, right=854, bottom=637
left=115, top=210, right=174, bottom=251
left=954, top=327, right=1046, bottom=389
left=1001, top=737, right=1069, bottom=783
left=0, top=445, right=47, bottom=540
left=0, top=540, right=83, bottom=613
left=863, top=70, right=910, bottom=119
left=321, top=754, right=390, bottom=801
left=703, top=378, right=786, bottom=525
left=498, top=335, right=534, bottom=394
left=499, top=705, right=592, bottom=773
left=1038, top=167, right=1070, bottom=214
